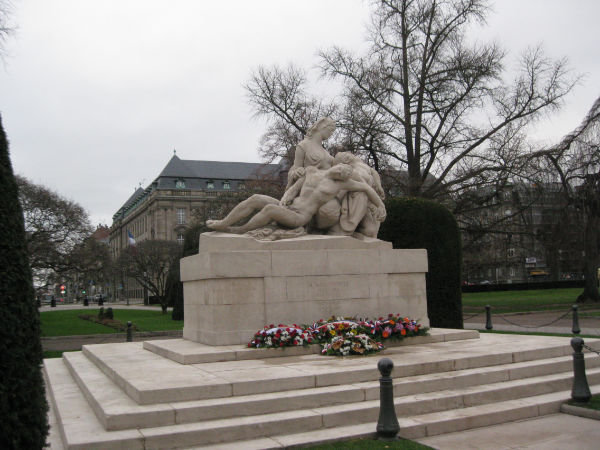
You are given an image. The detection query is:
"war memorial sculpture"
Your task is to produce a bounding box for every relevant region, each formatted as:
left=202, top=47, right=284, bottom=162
left=181, top=118, right=430, bottom=345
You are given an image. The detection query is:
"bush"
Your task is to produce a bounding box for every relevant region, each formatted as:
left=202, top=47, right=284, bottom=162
left=105, top=307, right=114, bottom=320
left=379, top=197, right=463, bottom=329
left=0, top=114, right=49, bottom=447
left=171, top=223, right=209, bottom=321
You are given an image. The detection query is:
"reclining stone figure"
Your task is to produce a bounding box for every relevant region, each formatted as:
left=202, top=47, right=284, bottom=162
left=206, top=163, right=386, bottom=235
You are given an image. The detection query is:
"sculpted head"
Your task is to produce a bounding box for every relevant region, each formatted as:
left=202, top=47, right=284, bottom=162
left=333, top=151, right=358, bottom=166
left=306, top=117, right=336, bottom=140
left=329, top=163, right=353, bottom=180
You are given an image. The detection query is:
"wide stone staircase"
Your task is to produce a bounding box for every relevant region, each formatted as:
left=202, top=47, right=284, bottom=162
left=44, top=329, right=600, bottom=449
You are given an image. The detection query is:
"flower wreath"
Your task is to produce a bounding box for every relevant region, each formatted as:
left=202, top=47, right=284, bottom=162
left=247, top=314, right=428, bottom=356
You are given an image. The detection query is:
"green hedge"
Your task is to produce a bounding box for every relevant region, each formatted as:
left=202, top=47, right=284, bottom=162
left=0, top=115, right=49, bottom=448
left=379, top=198, right=463, bottom=329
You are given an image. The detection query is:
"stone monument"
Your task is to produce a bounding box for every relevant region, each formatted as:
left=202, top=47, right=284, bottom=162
left=180, top=118, right=430, bottom=345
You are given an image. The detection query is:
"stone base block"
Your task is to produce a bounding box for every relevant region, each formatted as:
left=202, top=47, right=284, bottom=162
left=181, top=232, right=430, bottom=345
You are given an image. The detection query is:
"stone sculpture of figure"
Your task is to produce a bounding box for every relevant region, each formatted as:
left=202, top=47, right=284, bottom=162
left=206, top=164, right=386, bottom=234
left=326, top=152, right=386, bottom=238
left=286, top=117, right=335, bottom=190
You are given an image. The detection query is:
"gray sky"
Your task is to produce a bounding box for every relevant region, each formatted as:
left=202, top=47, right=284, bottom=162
left=1, top=0, right=599, bottom=226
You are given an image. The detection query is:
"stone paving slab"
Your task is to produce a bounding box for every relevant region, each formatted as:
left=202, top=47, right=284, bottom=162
left=60, top=342, right=600, bottom=432
left=78, top=333, right=598, bottom=407
left=143, top=328, right=478, bottom=364
left=44, top=332, right=600, bottom=450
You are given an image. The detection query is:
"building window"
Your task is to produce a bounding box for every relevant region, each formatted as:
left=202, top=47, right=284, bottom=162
left=510, top=267, right=516, bottom=277
left=206, top=180, right=214, bottom=189
left=507, top=248, right=515, bottom=257
left=175, top=179, right=186, bottom=189
left=177, top=233, right=184, bottom=245
left=223, top=180, right=231, bottom=190
left=177, top=208, right=186, bottom=225
left=238, top=182, right=245, bottom=190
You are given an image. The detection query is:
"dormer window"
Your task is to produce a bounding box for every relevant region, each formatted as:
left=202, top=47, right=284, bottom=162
left=223, top=180, right=231, bottom=190
left=175, top=179, right=186, bottom=189
left=206, top=180, right=214, bottom=189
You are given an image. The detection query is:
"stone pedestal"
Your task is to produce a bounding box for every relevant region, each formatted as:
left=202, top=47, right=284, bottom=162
left=180, top=232, right=429, bottom=346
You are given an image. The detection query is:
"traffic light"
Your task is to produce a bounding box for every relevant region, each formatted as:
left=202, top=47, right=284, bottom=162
left=60, top=285, right=66, bottom=294
left=82, top=289, right=86, bottom=295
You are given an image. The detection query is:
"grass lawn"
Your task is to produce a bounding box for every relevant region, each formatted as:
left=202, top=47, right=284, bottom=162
left=569, top=394, right=600, bottom=411
left=40, top=309, right=183, bottom=337
left=305, top=438, right=432, bottom=449
left=462, top=288, right=591, bottom=313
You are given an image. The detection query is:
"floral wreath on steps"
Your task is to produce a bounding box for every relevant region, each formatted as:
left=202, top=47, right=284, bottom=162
left=248, top=314, right=428, bottom=356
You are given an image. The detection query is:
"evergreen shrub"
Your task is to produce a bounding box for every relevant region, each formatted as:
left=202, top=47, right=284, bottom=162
left=0, top=115, right=49, bottom=448
left=171, top=223, right=210, bottom=321
left=378, top=197, right=463, bottom=328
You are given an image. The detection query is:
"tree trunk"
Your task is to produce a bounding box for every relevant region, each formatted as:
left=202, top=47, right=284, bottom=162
left=160, top=297, right=168, bottom=314
left=579, top=215, right=600, bottom=302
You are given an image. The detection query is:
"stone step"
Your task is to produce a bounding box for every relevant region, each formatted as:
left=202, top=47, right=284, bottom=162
left=63, top=346, right=600, bottom=431
left=228, top=389, right=590, bottom=449
left=47, top=353, right=600, bottom=450
left=143, top=328, right=479, bottom=364
left=79, top=334, right=580, bottom=405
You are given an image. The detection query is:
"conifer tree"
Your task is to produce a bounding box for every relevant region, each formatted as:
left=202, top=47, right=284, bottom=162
left=0, top=114, right=49, bottom=448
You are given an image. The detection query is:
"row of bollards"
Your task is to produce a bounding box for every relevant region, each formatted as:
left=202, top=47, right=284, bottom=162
left=484, top=304, right=582, bottom=334
left=374, top=331, right=593, bottom=441
left=483, top=304, right=592, bottom=404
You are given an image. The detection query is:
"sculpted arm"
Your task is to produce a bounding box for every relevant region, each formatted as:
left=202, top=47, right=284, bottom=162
left=339, top=179, right=386, bottom=221
left=280, top=176, right=304, bottom=206
left=370, top=168, right=385, bottom=200
left=285, top=142, right=307, bottom=189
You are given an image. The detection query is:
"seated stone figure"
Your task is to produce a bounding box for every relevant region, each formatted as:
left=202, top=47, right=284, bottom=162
left=206, top=164, right=386, bottom=234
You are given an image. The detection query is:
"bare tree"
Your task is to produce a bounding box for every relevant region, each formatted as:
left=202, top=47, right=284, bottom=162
left=118, top=240, right=182, bottom=313
left=67, top=235, right=113, bottom=299
left=531, top=96, right=600, bottom=301
left=16, top=175, right=92, bottom=290
left=245, top=65, right=338, bottom=163
left=246, top=0, right=577, bottom=209
left=0, top=0, right=15, bottom=60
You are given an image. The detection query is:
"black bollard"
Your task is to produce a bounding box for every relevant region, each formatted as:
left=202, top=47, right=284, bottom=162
left=51, top=297, right=56, bottom=308
left=570, top=337, right=591, bottom=403
left=83, top=296, right=89, bottom=307
left=485, top=305, right=493, bottom=330
left=376, top=358, right=400, bottom=440
left=126, top=321, right=133, bottom=342
left=572, top=305, right=580, bottom=335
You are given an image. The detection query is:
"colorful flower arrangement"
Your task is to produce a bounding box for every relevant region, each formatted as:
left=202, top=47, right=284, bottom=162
left=247, top=314, right=428, bottom=356
left=248, top=325, right=314, bottom=348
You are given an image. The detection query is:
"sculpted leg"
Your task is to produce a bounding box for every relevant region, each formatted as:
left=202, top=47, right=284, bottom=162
left=230, top=204, right=306, bottom=233
left=206, top=195, right=278, bottom=230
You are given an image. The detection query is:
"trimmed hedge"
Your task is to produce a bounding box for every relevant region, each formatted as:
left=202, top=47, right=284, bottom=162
left=379, top=197, right=463, bottom=329
left=0, top=114, right=49, bottom=448
left=170, top=223, right=210, bottom=321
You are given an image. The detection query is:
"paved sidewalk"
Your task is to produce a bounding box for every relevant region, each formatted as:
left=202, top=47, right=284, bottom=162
left=416, top=413, right=600, bottom=449
left=421, top=310, right=600, bottom=449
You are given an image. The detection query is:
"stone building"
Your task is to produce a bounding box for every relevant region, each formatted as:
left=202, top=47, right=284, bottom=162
left=461, top=182, right=584, bottom=284
left=109, top=153, right=284, bottom=301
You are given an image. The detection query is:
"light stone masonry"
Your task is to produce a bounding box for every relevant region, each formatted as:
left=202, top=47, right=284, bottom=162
left=181, top=232, right=430, bottom=345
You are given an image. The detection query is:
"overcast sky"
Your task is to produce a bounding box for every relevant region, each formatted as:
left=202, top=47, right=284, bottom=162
left=1, top=0, right=599, bottom=227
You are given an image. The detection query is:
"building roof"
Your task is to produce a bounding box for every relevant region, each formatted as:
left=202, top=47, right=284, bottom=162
left=112, top=154, right=284, bottom=223
left=158, top=155, right=281, bottom=180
